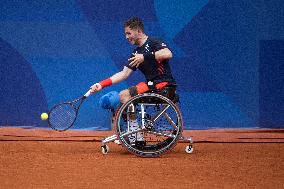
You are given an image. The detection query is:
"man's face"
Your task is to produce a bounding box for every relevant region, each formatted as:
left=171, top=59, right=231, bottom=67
left=124, top=26, right=139, bottom=45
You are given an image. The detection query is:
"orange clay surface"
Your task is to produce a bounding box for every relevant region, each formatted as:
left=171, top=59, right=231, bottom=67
left=0, top=127, right=283, bottom=189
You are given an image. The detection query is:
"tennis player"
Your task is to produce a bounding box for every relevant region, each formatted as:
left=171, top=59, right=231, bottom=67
left=90, top=17, right=176, bottom=144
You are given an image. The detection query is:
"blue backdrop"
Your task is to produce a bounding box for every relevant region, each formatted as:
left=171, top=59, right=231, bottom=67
left=0, top=0, right=283, bottom=130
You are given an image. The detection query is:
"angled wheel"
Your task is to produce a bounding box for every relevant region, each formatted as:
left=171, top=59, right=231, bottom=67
left=101, top=144, right=109, bottom=155
left=185, top=145, right=193, bottom=154
left=114, top=93, right=183, bottom=157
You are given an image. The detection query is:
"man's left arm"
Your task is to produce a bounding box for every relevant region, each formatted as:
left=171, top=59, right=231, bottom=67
left=154, top=48, right=172, bottom=62
left=128, top=48, right=172, bottom=67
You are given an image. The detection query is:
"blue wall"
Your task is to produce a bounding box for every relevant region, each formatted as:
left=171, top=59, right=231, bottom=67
left=0, top=0, right=283, bottom=130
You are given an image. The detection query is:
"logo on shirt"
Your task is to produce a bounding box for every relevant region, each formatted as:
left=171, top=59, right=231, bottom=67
left=145, top=44, right=149, bottom=52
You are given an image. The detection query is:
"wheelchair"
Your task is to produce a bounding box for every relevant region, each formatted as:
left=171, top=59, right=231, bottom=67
left=101, top=83, right=193, bottom=157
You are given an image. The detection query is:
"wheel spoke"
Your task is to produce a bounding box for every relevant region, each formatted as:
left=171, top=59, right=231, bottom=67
left=146, top=130, right=176, bottom=138
left=163, top=112, right=178, bottom=129
left=120, top=128, right=145, bottom=137
left=151, top=104, right=170, bottom=123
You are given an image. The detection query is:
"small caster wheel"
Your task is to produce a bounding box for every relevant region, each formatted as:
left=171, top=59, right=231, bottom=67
left=101, top=144, right=109, bottom=155
left=185, top=145, right=193, bottom=154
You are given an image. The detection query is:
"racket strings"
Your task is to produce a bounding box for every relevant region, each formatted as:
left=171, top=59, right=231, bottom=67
left=49, top=104, right=77, bottom=130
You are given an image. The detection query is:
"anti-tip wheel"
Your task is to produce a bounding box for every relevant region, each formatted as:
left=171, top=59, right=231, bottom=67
left=185, top=145, right=193, bottom=154
left=101, top=144, right=110, bottom=155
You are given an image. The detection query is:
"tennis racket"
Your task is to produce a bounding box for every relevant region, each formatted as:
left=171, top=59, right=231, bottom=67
left=48, top=90, right=92, bottom=131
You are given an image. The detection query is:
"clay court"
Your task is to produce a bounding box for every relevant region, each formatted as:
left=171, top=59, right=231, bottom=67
left=1, top=1, right=283, bottom=188
left=0, top=127, right=283, bottom=189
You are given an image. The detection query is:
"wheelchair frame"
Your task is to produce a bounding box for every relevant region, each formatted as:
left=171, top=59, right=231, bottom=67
left=101, top=90, right=193, bottom=157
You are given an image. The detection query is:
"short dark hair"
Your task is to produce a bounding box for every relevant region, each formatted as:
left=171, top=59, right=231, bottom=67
left=124, top=17, right=144, bottom=32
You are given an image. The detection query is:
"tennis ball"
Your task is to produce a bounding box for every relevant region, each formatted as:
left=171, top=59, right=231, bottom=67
left=41, top=113, right=48, bottom=121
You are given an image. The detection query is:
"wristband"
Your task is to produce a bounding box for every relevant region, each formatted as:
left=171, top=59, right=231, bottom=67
left=99, top=78, right=112, bottom=88
left=143, top=52, right=155, bottom=62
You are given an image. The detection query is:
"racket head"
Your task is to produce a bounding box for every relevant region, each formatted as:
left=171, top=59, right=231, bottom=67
left=48, top=102, right=78, bottom=131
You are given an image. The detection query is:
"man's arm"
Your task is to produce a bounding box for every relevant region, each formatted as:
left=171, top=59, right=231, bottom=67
left=128, top=48, right=173, bottom=68
left=154, top=48, right=172, bottom=62
left=110, top=66, right=133, bottom=84
left=90, top=66, right=133, bottom=93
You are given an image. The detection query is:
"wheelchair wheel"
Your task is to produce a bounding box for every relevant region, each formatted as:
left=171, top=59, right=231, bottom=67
left=114, top=93, right=183, bottom=157
left=101, top=144, right=109, bottom=155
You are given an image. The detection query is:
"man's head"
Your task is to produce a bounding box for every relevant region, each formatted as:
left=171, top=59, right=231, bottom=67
left=124, top=17, right=145, bottom=45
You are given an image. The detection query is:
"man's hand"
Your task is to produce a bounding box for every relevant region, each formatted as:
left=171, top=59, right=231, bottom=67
left=128, top=53, right=144, bottom=68
left=90, top=83, right=102, bottom=93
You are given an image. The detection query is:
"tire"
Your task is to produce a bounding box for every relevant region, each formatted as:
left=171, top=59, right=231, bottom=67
left=185, top=145, right=193, bottom=154
left=101, top=144, right=109, bottom=155
left=114, top=93, right=183, bottom=157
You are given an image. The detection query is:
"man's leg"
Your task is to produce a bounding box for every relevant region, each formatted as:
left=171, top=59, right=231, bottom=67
left=119, top=88, right=145, bottom=144
left=119, top=89, right=132, bottom=103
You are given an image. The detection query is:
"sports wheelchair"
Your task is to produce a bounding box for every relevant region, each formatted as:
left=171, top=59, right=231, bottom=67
left=101, top=83, right=193, bottom=157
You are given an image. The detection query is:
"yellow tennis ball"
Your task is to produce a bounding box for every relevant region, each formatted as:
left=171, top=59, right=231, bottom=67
left=41, top=113, right=48, bottom=121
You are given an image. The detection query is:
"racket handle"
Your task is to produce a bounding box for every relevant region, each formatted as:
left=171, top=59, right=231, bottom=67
left=84, top=90, right=92, bottom=98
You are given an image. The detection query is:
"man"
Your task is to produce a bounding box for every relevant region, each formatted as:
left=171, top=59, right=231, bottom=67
left=90, top=17, right=176, bottom=144
left=90, top=17, right=175, bottom=102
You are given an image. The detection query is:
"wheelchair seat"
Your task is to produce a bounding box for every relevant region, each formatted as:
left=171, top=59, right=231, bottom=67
left=143, top=83, right=179, bottom=103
